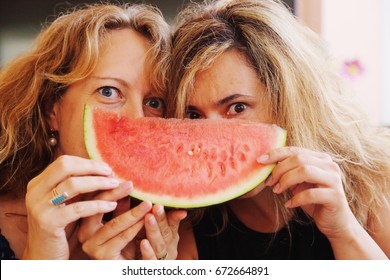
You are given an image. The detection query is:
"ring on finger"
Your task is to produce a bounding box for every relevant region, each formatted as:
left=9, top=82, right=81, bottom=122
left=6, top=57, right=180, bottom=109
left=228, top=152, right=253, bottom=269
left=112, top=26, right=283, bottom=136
left=157, top=252, right=168, bottom=260
left=50, top=187, right=69, bottom=206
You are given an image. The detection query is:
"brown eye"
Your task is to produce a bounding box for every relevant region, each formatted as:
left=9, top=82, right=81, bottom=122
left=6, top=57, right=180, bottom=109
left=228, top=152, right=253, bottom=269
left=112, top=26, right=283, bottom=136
left=186, top=111, right=202, bottom=119
left=146, top=97, right=164, bottom=109
left=144, top=97, right=165, bottom=117
left=227, top=103, right=247, bottom=115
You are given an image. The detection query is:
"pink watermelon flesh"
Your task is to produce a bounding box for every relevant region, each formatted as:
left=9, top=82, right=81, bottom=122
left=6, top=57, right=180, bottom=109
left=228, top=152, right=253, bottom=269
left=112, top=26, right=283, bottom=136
left=84, top=105, right=286, bottom=208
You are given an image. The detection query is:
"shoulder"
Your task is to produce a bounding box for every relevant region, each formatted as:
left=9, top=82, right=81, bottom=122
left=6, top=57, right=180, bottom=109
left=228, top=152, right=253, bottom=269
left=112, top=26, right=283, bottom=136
left=0, top=233, right=17, bottom=260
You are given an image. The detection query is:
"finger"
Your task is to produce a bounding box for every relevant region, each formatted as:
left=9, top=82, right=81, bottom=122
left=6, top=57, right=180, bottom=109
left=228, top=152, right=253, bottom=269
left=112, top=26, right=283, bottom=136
left=30, top=155, right=113, bottom=193
left=100, top=182, right=133, bottom=218
left=273, top=165, right=342, bottom=194
left=261, top=149, right=337, bottom=187
left=144, top=213, right=166, bottom=257
left=166, top=209, right=187, bottom=236
left=90, top=201, right=152, bottom=246
left=140, top=239, right=157, bottom=260
left=93, top=181, right=133, bottom=201
left=83, top=219, right=144, bottom=260
left=285, top=188, right=339, bottom=209
left=77, top=183, right=133, bottom=243
left=152, top=205, right=173, bottom=242
left=53, top=176, right=121, bottom=201
left=257, top=147, right=328, bottom=164
left=54, top=200, right=118, bottom=228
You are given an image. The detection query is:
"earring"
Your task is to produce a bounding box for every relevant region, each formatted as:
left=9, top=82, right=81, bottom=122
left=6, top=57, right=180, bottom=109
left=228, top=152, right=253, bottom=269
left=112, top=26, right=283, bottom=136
left=49, top=130, right=57, bottom=146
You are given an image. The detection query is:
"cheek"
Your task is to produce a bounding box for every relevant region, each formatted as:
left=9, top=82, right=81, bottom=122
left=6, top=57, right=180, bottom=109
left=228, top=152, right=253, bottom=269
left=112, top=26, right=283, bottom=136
left=56, top=104, right=88, bottom=158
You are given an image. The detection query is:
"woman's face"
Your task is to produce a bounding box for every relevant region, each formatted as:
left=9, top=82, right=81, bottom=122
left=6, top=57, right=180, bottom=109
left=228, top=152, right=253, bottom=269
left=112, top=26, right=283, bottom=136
left=49, top=28, right=164, bottom=158
left=186, top=49, right=274, bottom=198
left=186, top=50, right=272, bottom=123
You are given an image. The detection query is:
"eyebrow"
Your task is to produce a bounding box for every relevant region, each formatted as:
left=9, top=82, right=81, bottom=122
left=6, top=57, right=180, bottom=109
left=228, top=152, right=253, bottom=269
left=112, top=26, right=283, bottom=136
left=216, top=93, right=252, bottom=105
left=89, top=76, right=129, bottom=88
left=187, top=94, right=254, bottom=111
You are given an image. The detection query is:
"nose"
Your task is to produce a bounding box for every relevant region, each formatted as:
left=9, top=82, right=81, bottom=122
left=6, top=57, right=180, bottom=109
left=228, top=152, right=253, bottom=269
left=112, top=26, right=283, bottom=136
left=206, top=113, right=224, bottom=120
left=123, top=97, right=144, bottom=119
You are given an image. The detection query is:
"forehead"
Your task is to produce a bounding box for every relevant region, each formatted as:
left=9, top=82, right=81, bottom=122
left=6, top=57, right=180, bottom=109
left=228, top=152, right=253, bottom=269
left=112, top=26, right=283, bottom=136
left=191, top=50, right=262, bottom=96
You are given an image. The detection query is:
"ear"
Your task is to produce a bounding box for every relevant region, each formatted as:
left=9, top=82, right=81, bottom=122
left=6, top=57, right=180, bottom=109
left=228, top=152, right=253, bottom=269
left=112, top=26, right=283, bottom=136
left=48, top=102, right=60, bottom=131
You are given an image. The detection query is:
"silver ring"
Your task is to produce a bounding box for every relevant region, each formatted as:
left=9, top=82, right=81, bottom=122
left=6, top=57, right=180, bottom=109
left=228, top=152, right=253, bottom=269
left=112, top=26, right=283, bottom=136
left=157, top=252, right=168, bottom=260
left=50, top=188, right=69, bottom=206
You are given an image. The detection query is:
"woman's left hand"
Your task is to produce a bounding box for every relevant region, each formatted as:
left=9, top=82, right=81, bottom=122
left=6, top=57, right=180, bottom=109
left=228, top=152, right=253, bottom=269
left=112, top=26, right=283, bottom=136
left=258, top=147, right=356, bottom=239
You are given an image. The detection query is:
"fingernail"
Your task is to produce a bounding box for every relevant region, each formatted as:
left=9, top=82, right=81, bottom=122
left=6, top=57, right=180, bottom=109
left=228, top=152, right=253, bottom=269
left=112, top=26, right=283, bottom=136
left=108, top=178, right=120, bottom=187
left=257, top=154, right=269, bottom=163
left=101, top=162, right=112, bottom=174
left=284, top=200, right=292, bottom=208
left=108, top=201, right=117, bottom=208
left=121, top=181, right=133, bottom=191
left=148, top=215, right=156, bottom=225
left=140, top=201, right=152, bottom=211
left=156, top=205, right=164, bottom=216
left=273, top=183, right=280, bottom=193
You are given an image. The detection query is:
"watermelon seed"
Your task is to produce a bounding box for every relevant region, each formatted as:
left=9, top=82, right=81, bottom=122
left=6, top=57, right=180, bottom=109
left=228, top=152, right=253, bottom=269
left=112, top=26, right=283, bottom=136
left=207, top=163, right=213, bottom=178
left=176, top=144, right=183, bottom=154
left=218, top=162, right=226, bottom=176
left=210, top=148, right=217, bottom=161
left=238, top=152, right=246, bottom=162
left=230, top=158, right=236, bottom=169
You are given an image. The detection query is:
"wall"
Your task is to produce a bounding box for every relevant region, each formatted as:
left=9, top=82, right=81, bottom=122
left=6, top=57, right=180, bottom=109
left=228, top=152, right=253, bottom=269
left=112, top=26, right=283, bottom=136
left=297, top=0, right=388, bottom=126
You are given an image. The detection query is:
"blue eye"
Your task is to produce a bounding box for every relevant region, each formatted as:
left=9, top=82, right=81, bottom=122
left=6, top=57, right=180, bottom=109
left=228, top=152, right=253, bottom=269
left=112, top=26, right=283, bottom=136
left=98, top=87, right=120, bottom=98
left=227, top=103, right=247, bottom=115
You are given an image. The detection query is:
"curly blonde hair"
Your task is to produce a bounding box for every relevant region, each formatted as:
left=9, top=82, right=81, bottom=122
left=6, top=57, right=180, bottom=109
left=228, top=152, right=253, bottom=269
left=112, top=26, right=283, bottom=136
left=0, top=3, right=170, bottom=197
left=167, top=0, right=390, bottom=230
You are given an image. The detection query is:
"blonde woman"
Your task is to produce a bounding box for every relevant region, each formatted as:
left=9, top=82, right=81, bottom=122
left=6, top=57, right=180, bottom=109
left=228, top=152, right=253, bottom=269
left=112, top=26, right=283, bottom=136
left=168, top=0, right=390, bottom=259
left=0, top=3, right=186, bottom=259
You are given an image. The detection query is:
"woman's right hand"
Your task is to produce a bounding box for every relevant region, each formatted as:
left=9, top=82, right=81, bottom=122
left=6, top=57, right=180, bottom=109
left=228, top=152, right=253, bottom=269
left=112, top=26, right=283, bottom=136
left=78, top=184, right=187, bottom=260
left=23, top=155, right=121, bottom=259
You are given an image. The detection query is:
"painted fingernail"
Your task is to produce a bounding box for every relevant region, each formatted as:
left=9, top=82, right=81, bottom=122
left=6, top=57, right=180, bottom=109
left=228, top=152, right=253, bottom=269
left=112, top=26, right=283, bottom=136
left=273, top=183, right=280, bottom=193
left=257, top=154, right=269, bottom=163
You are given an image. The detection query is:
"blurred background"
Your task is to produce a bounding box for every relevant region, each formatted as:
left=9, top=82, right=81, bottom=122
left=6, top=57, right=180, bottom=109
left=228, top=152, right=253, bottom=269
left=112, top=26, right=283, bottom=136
left=0, top=0, right=388, bottom=126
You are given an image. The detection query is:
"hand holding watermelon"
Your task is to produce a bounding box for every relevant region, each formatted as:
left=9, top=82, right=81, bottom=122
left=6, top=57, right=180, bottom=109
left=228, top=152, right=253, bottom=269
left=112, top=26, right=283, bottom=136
left=257, top=146, right=379, bottom=258
left=78, top=185, right=187, bottom=260
left=24, top=156, right=121, bottom=259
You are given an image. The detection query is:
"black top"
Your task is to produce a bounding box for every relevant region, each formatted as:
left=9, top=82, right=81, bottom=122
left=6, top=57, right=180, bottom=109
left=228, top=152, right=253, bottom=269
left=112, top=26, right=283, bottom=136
left=0, top=233, right=17, bottom=260
left=193, top=207, right=335, bottom=260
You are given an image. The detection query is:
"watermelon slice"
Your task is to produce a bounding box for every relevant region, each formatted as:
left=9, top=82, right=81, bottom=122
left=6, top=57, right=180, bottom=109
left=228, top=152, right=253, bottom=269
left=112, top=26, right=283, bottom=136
left=83, top=105, right=286, bottom=208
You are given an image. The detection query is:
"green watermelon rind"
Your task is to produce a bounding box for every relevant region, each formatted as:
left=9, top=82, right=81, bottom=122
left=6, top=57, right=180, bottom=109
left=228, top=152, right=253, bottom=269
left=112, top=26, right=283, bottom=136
left=84, top=105, right=100, bottom=162
left=83, top=105, right=287, bottom=208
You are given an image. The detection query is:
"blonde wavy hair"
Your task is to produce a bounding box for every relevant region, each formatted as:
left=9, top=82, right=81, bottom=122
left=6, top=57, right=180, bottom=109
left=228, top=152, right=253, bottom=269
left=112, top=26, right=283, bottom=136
left=167, top=0, right=390, bottom=230
left=0, top=3, right=170, bottom=197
